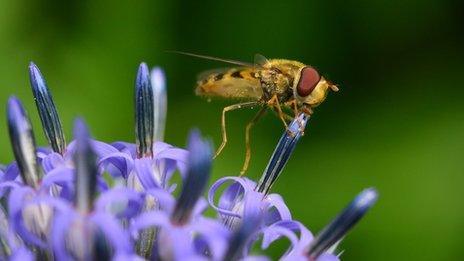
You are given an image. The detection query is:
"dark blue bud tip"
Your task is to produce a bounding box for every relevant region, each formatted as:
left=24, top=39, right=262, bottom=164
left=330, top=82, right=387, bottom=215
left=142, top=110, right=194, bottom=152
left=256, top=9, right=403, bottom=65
left=28, top=61, right=66, bottom=155
left=171, top=129, right=213, bottom=226
left=135, top=62, right=155, bottom=158
left=136, top=62, right=150, bottom=87
left=29, top=62, right=45, bottom=89
left=307, top=188, right=378, bottom=259
left=73, top=118, right=98, bottom=214
left=7, top=96, right=41, bottom=188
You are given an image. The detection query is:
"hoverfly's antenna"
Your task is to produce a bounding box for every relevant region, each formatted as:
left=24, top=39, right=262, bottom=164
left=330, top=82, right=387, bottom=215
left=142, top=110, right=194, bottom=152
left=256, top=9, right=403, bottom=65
left=166, top=50, right=254, bottom=67
left=330, top=84, right=339, bottom=92
left=326, top=79, right=339, bottom=92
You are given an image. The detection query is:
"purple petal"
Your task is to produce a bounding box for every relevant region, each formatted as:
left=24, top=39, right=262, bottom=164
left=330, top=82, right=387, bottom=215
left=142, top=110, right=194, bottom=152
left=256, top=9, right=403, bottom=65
left=40, top=167, right=74, bottom=192
left=90, top=212, right=133, bottom=255
left=134, top=158, right=160, bottom=189
left=3, top=163, right=19, bottom=181
left=262, top=220, right=314, bottom=259
left=41, top=152, right=66, bottom=172
left=191, top=217, right=229, bottom=259
left=10, top=247, right=34, bottom=261
left=130, top=211, right=170, bottom=238
left=224, top=195, right=264, bottom=260
left=98, top=152, right=134, bottom=178
left=8, top=187, right=47, bottom=247
left=95, top=187, right=144, bottom=219
left=263, top=193, right=292, bottom=224
left=112, top=142, right=136, bottom=158
left=51, top=209, right=78, bottom=260
left=261, top=226, right=299, bottom=256
left=0, top=181, right=21, bottom=198
left=65, top=140, right=119, bottom=161
left=208, top=177, right=255, bottom=218
left=145, top=188, right=176, bottom=212
left=157, top=227, right=200, bottom=260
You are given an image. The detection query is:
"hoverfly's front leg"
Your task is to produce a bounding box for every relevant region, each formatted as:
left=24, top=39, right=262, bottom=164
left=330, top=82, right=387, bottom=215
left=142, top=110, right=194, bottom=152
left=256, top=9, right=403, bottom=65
left=214, top=101, right=259, bottom=159
left=241, top=106, right=267, bottom=176
left=285, top=99, right=299, bottom=118
left=267, top=95, right=288, bottom=129
left=283, top=100, right=312, bottom=134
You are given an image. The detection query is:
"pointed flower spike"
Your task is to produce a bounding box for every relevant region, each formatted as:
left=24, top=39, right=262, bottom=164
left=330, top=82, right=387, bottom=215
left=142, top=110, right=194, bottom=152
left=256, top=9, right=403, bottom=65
left=224, top=214, right=261, bottom=260
left=307, top=188, right=378, bottom=260
left=7, top=96, right=41, bottom=188
left=135, top=62, right=155, bottom=158
left=28, top=62, right=66, bottom=155
left=171, top=129, right=212, bottom=225
left=150, top=67, right=167, bottom=142
left=255, top=113, right=308, bottom=194
left=224, top=195, right=263, bottom=260
left=73, top=118, right=98, bottom=214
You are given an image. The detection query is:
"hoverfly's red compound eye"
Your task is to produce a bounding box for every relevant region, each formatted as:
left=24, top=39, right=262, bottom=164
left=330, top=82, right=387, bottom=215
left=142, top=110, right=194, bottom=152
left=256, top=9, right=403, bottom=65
left=296, top=67, right=320, bottom=97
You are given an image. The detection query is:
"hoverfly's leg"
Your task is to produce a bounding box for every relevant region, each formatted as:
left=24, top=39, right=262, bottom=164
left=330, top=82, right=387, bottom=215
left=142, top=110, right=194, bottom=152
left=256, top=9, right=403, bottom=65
left=269, top=107, right=297, bottom=137
left=267, top=95, right=288, bottom=129
left=240, top=106, right=267, bottom=176
left=214, top=101, right=259, bottom=159
left=285, top=99, right=299, bottom=118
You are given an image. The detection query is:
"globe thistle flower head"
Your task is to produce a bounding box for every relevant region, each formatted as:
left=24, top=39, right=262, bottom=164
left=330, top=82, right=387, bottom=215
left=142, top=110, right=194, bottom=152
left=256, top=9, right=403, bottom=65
left=0, top=62, right=378, bottom=260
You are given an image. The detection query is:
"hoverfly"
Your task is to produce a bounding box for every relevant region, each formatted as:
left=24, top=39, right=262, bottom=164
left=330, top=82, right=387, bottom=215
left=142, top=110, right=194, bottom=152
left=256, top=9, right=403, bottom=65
left=174, top=51, right=339, bottom=175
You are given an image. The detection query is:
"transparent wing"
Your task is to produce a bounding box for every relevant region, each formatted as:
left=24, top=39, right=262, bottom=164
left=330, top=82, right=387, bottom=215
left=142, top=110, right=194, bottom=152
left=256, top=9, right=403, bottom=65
left=254, top=53, right=270, bottom=67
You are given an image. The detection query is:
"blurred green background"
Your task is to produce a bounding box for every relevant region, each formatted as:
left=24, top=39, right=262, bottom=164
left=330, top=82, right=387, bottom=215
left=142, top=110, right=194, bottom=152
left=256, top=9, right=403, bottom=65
left=0, top=0, right=463, bottom=260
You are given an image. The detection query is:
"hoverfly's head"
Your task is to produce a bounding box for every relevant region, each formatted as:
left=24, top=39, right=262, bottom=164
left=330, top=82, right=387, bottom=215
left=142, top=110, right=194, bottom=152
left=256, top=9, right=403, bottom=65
left=294, top=66, right=338, bottom=108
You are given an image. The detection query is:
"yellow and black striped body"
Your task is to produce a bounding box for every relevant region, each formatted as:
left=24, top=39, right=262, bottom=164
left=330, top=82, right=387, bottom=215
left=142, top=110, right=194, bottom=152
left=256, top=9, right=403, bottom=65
left=195, top=59, right=304, bottom=104
left=195, top=58, right=337, bottom=109
left=195, top=67, right=263, bottom=100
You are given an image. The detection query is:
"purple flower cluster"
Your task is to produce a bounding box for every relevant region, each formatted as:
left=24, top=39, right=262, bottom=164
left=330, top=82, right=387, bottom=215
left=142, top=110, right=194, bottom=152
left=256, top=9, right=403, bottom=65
left=0, top=62, right=378, bottom=260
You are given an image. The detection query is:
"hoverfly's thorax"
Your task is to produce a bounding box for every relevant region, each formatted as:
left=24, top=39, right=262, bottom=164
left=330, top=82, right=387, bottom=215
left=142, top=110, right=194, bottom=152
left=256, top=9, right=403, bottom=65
left=258, top=62, right=300, bottom=103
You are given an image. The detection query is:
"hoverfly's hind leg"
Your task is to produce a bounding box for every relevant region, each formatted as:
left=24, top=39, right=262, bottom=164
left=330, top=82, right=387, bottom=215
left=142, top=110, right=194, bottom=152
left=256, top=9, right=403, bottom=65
left=214, top=101, right=259, bottom=159
left=267, top=95, right=288, bottom=129
left=240, top=106, right=267, bottom=176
